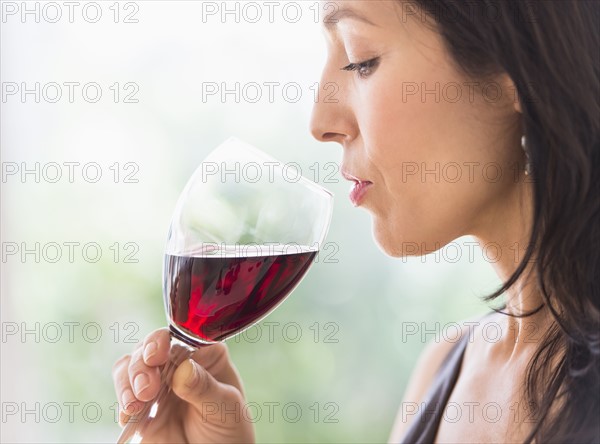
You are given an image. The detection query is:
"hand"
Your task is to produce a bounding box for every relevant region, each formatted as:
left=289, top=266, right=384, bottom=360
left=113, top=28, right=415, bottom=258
left=112, top=328, right=255, bottom=443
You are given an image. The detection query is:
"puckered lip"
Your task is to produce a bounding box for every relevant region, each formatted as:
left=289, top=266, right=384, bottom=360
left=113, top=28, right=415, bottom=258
left=341, top=169, right=372, bottom=184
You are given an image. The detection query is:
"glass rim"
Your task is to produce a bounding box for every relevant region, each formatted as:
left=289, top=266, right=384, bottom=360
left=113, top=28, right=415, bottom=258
left=208, top=136, right=335, bottom=200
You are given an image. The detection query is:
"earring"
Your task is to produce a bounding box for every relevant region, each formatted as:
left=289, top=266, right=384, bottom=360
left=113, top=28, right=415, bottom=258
left=521, top=135, right=532, bottom=176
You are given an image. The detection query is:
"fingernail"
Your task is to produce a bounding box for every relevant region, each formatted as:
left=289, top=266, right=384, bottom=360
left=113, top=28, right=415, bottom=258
left=134, top=373, right=149, bottom=395
left=143, top=342, right=157, bottom=362
left=185, top=359, right=199, bottom=388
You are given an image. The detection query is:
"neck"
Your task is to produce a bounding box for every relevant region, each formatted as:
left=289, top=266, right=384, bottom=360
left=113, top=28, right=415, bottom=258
left=471, top=176, right=554, bottom=357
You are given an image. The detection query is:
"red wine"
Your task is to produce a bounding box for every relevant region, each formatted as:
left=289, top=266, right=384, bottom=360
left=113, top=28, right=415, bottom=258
left=164, top=247, right=317, bottom=343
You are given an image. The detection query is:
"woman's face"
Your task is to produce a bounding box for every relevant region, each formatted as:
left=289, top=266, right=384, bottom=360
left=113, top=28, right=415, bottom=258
left=310, top=0, right=524, bottom=257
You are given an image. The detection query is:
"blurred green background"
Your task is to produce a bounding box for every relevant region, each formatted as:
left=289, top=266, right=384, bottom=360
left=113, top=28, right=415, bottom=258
left=1, top=2, right=496, bottom=442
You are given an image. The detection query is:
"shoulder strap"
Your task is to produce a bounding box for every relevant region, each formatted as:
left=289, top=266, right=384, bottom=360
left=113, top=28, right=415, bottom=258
left=399, top=319, right=479, bottom=443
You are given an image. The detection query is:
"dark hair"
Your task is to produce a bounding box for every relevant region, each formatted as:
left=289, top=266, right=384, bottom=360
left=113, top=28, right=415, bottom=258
left=403, top=1, right=599, bottom=442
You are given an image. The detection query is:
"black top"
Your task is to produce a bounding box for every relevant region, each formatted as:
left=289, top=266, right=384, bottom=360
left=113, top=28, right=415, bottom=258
left=399, top=326, right=472, bottom=443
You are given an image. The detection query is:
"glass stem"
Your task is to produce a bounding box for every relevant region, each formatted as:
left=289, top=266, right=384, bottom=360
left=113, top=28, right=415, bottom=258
left=116, top=335, right=197, bottom=444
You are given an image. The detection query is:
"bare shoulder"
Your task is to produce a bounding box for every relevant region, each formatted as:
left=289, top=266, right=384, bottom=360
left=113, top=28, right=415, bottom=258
left=387, top=313, right=490, bottom=443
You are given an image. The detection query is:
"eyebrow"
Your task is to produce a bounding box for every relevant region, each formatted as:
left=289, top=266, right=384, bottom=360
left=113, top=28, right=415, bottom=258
left=324, top=7, right=378, bottom=29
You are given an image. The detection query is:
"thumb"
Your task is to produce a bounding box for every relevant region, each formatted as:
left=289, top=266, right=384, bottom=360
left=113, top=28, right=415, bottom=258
left=172, top=359, right=242, bottom=417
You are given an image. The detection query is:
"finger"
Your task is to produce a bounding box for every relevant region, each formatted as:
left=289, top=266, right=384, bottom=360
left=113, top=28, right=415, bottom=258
left=142, top=328, right=171, bottom=367
left=171, top=359, right=244, bottom=419
left=112, top=354, right=144, bottom=426
left=189, top=343, right=246, bottom=395
left=128, top=344, right=161, bottom=402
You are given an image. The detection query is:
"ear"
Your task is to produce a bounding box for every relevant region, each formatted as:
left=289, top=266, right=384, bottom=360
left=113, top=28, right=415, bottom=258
left=498, top=73, right=522, bottom=114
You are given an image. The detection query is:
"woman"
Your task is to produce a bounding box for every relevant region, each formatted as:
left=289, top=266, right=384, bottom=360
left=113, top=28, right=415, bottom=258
left=112, top=1, right=599, bottom=442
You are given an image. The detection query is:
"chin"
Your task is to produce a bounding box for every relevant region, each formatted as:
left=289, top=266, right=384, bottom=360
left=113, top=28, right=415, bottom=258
left=371, top=217, right=445, bottom=258
left=371, top=219, right=406, bottom=258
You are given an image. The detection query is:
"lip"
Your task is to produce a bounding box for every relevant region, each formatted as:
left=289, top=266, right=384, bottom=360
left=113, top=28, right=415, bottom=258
left=341, top=170, right=373, bottom=207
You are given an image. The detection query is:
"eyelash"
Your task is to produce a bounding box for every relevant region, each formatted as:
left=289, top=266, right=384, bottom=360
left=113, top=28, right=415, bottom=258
left=341, top=57, right=380, bottom=79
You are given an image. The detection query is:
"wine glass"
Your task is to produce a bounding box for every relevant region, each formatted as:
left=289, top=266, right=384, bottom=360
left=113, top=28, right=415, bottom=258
left=117, top=137, right=334, bottom=443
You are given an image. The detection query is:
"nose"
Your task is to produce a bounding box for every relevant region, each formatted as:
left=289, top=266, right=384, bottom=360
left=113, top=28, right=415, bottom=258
left=309, top=78, right=357, bottom=145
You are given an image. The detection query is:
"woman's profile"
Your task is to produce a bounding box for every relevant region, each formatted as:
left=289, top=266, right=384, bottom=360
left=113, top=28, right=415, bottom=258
left=112, top=1, right=599, bottom=442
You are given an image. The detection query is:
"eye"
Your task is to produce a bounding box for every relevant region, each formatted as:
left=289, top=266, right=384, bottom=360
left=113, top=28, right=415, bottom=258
left=341, top=57, right=380, bottom=79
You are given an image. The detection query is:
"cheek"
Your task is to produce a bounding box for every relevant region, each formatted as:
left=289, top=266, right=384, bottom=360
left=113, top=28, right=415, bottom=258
left=361, top=60, right=469, bottom=169
left=354, top=65, right=518, bottom=253
left=358, top=70, right=459, bottom=213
